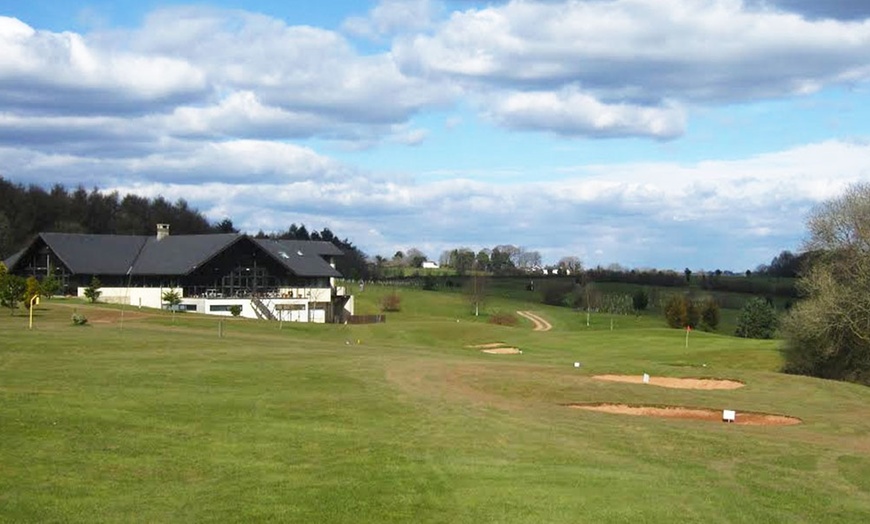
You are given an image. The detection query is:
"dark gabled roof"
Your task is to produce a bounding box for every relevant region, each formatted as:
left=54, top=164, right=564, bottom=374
left=40, top=233, right=148, bottom=274
left=132, top=234, right=240, bottom=275
left=3, top=246, right=27, bottom=269
left=253, top=238, right=342, bottom=278
left=7, top=232, right=344, bottom=278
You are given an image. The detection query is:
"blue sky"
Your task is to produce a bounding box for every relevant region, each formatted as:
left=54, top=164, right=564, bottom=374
left=2, top=0, right=870, bottom=271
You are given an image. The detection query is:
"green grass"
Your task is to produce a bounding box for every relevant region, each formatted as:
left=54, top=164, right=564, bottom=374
left=2, top=293, right=870, bottom=522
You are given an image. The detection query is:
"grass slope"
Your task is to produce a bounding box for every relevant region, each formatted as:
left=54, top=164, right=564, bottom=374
left=1, top=293, right=869, bottom=523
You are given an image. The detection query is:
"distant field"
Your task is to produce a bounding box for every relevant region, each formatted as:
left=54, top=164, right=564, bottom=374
left=2, top=292, right=869, bottom=522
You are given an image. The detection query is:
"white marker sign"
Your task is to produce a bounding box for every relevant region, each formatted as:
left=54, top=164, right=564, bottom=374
left=642, top=373, right=650, bottom=384
left=722, top=409, right=736, bottom=423
left=574, top=362, right=581, bottom=368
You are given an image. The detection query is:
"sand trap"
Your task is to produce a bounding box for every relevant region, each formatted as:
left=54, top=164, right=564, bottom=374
left=481, top=347, right=522, bottom=354
left=466, top=342, right=522, bottom=354
left=593, top=374, right=744, bottom=390
left=568, top=403, right=801, bottom=426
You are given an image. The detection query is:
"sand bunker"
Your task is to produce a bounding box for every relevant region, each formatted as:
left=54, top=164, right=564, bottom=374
left=466, top=343, right=522, bottom=354
left=569, top=403, right=801, bottom=426
left=481, top=347, right=522, bottom=354
left=593, top=374, right=744, bottom=390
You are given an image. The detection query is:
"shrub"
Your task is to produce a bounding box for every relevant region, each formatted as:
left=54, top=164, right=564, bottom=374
left=699, top=298, right=720, bottom=332
left=632, top=288, right=649, bottom=312
left=540, top=281, right=574, bottom=307
left=663, top=294, right=687, bottom=328
left=71, top=312, right=88, bottom=326
left=229, top=305, right=242, bottom=317
left=381, top=291, right=401, bottom=312
left=735, top=297, right=778, bottom=339
left=663, top=294, right=699, bottom=329
left=162, top=289, right=182, bottom=310
left=488, top=311, right=518, bottom=326
left=83, top=276, right=102, bottom=303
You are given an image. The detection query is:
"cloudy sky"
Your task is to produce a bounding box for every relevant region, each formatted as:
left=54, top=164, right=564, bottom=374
left=2, top=0, right=870, bottom=271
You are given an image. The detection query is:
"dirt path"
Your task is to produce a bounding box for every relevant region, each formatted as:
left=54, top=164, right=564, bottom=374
left=516, top=311, right=552, bottom=332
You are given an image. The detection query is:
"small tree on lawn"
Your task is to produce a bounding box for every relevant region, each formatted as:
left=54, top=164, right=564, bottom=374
left=699, top=298, right=720, bottom=332
left=381, top=291, right=402, bottom=312
left=0, top=263, right=26, bottom=315
left=632, top=288, right=649, bottom=312
left=663, top=294, right=687, bottom=328
left=83, top=276, right=102, bottom=303
left=735, top=297, right=778, bottom=339
left=41, top=272, right=61, bottom=298
left=465, top=270, right=488, bottom=317
left=24, top=276, right=40, bottom=309
left=663, top=294, right=699, bottom=329
left=162, top=289, right=182, bottom=310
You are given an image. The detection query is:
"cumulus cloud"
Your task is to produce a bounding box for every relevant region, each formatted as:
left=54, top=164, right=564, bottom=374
left=483, top=87, right=686, bottom=138
left=394, top=0, right=870, bottom=137
left=0, top=16, right=206, bottom=115
left=0, top=8, right=455, bottom=152
left=343, top=0, right=438, bottom=38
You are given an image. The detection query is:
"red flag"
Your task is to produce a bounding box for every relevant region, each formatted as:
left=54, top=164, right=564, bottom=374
left=686, top=325, right=692, bottom=332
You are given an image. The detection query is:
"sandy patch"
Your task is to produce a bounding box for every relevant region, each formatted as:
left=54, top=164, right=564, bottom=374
left=481, top=347, right=522, bottom=354
left=516, top=311, right=552, bottom=331
left=593, top=374, right=744, bottom=390
left=467, top=343, right=511, bottom=349
left=569, top=403, right=801, bottom=426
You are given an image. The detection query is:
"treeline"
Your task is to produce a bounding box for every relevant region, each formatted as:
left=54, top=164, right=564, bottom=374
left=0, top=178, right=369, bottom=279
left=0, top=177, right=217, bottom=258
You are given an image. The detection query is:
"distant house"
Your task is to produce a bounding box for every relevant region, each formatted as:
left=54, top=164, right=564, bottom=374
left=3, top=224, right=353, bottom=323
left=421, top=261, right=439, bottom=269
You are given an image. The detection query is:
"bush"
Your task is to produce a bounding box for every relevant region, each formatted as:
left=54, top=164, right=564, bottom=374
left=71, top=312, right=88, bottom=326
left=83, top=276, right=102, bottom=303
left=632, top=288, right=649, bottom=312
left=381, top=291, right=401, bottom=312
left=663, top=294, right=699, bottom=329
left=735, top=297, right=778, bottom=339
left=229, top=305, right=242, bottom=317
left=699, top=298, right=720, bottom=332
left=488, top=311, right=518, bottom=326
left=540, top=281, right=574, bottom=307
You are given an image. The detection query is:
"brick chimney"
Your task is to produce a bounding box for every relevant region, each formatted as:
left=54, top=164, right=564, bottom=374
left=156, top=223, right=170, bottom=241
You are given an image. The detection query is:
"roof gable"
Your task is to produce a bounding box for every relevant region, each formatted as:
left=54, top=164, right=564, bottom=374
left=40, top=233, right=148, bottom=274
left=253, top=238, right=342, bottom=278
left=132, top=233, right=241, bottom=275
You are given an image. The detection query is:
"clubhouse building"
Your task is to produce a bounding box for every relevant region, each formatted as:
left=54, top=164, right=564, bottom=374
left=3, top=224, right=354, bottom=323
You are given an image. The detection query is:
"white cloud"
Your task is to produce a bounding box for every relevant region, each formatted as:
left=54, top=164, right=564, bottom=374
left=0, top=16, right=207, bottom=113
left=484, top=87, right=686, bottom=138
left=394, top=0, right=870, bottom=137
left=343, top=0, right=437, bottom=38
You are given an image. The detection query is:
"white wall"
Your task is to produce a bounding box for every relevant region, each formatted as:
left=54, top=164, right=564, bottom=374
left=80, top=285, right=346, bottom=323
left=79, top=287, right=181, bottom=309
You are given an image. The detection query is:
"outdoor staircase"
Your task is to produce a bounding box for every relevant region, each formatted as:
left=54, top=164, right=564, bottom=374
left=250, top=296, right=277, bottom=321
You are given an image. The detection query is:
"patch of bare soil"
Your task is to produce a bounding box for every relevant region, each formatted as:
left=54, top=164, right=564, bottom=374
left=467, top=343, right=511, bottom=349
left=568, top=403, right=801, bottom=426
left=516, top=310, right=552, bottom=331
left=593, top=374, right=744, bottom=390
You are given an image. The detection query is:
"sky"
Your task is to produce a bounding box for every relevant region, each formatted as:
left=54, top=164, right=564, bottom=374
left=1, top=0, right=870, bottom=271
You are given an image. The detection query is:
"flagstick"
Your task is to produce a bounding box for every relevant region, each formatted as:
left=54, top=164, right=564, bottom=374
left=685, top=326, right=690, bottom=348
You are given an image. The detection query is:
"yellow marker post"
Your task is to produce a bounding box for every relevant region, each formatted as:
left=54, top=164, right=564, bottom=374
left=28, top=295, right=40, bottom=330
